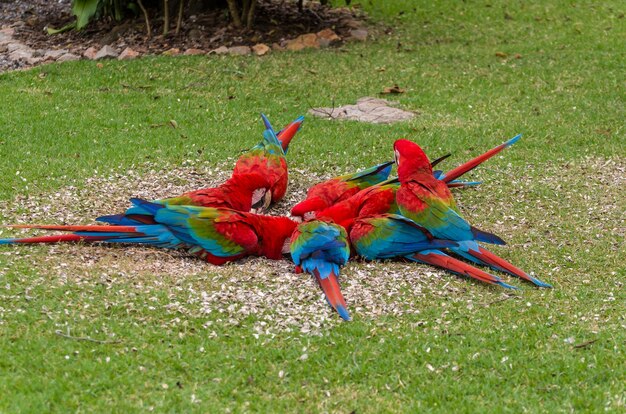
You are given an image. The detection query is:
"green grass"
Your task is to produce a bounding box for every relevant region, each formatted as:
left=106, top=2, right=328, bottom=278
left=1, top=0, right=625, bottom=412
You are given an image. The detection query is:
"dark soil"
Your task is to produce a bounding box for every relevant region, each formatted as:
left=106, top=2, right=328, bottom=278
left=0, top=0, right=367, bottom=56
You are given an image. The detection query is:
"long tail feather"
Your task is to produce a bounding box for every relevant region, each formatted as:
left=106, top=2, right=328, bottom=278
left=7, top=224, right=139, bottom=232
left=441, top=134, right=521, bottom=183
left=313, top=269, right=351, bottom=321
left=0, top=234, right=108, bottom=245
left=430, top=153, right=451, bottom=168
left=469, top=246, right=552, bottom=288
left=276, top=116, right=304, bottom=153
left=410, top=250, right=517, bottom=289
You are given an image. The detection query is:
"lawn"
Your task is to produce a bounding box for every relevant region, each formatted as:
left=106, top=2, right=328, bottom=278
left=0, top=0, right=624, bottom=412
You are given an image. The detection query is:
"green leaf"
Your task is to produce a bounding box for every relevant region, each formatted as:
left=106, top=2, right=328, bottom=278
left=72, top=0, right=101, bottom=30
left=46, top=22, right=77, bottom=35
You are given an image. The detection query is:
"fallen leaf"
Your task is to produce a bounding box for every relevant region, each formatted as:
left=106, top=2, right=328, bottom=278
left=495, top=51, right=508, bottom=58
left=381, top=84, right=406, bottom=94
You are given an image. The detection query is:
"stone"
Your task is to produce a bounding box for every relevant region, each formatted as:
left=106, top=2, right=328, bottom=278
left=8, top=42, right=32, bottom=53
left=300, top=33, right=319, bottom=48
left=285, top=39, right=305, bottom=51
left=251, top=43, right=270, bottom=56
left=183, top=48, right=205, bottom=56
left=0, top=33, right=11, bottom=46
left=0, top=44, right=6, bottom=53
left=317, top=28, right=341, bottom=43
left=271, top=42, right=285, bottom=51
left=228, top=46, right=251, bottom=56
left=9, top=49, right=33, bottom=62
left=0, top=27, right=15, bottom=36
left=309, top=97, right=415, bottom=124
left=286, top=33, right=320, bottom=51
left=210, top=46, right=229, bottom=55
left=57, top=53, right=81, bottom=63
left=44, top=49, right=69, bottom=60
left=94, top=45, right=118, bottom=60
left=118, top=47, right=140, bottom=60
left=32, top=49, right=45, bottom=58
left=83, top=46, right=98, bottom=59
left=349, top=29, right=368, bottom=41
left=162, top=47, right=180, bottom=56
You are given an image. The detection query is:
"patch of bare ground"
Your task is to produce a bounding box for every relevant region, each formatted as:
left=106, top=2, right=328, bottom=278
left=1, top=156, right=624, bottom=335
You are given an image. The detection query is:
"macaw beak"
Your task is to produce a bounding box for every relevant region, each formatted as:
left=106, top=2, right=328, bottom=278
left=250, top=189, right=273, bottom=214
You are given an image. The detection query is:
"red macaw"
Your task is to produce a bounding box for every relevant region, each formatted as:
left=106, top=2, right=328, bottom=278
left=1, top=199, right=297, bottom=265
left=393, top=139, right=551, bottom=287
left=290, top=161, right=394, bottom=221
left=100, top=115, right=303, bottom=226
left=292, top=135, right=522, bottom=226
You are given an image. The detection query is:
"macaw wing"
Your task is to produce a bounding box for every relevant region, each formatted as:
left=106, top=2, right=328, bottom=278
left=290, top=221, right=349, bottom=267
left=351, top=214, right=454, bottom=259
left=344, top=161, right=394, bottom=187
left=154, top=206, right=257, bottom=257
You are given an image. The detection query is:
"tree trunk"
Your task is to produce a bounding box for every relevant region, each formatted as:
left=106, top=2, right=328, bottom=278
left=226, top=0, right=242, bottom=28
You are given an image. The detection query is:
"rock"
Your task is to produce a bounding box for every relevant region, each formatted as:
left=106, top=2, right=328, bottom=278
left=209, top=46, right=229, bottom=55
left=286, top=33, right=320, bottom=51
left=301, top=33, right=319, bottom=48
left=183, top=48, right=205, bottom=56
left=7, top=42, right=31, bottom=53
left=0, top=44, right=7, bottom=53
left=349, top=29, right=368, bottom=41
left=228, top=46, right=251, bottom=56
left=118, top=47, right=140, bottom=60
left=9, top=49, right=33, bottom=62
left=317, top=28, right=341, bottom=43
left=0, top=33, right=11, bottom=46
left=162, top=47, right=180, bottom=56
left=32, top=49, right=45, bottom=58
left=57, top=53, right=80, bottom=63
left=0, top=27, right=15, bottom=36
left=251, top=43, right=270, bottom=56
left=95, top=45, right=118, bottom=60
left=271, top=42, right=285, bottom=51
left=285, top=39, right=305, bottom=52
left=44, top=49, right=69, bottom=60
left=310, top=97, right=415, bottom=124
left=83, top=46, right=98, bottom=60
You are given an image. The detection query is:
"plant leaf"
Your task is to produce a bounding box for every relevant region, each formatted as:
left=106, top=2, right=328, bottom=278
left=72, top=0, right=101, bottom=30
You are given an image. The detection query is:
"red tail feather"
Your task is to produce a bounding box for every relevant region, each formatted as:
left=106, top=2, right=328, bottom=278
left=277, top=120, right=302, bottom=151
left=8, top=224, right=138, bottom=232
left=413, top=252, right=502, bottom=285
left=443, top=141, right=510, bottom=183
left=471, top=247, right=531, bottom=281
left=6, top=234, right=106, bottom=244
left=313, top=269, right=350, bottom=321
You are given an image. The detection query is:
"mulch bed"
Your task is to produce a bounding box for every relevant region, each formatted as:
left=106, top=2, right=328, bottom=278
left=0, top=0, right=369, bottom=72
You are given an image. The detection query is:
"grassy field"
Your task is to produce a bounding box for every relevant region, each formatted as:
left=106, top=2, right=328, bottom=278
left=0, top=0, right=624, bottom=412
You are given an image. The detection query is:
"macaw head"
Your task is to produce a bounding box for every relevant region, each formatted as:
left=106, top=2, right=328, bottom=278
left=290, top=196, right=328, bottom=223
left=393, top=139, right=432, bottom=180
left=257, top=215, right=298, bottom=260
